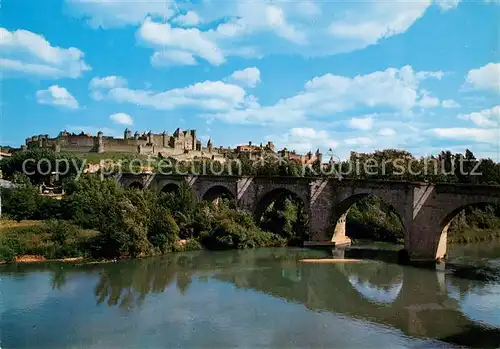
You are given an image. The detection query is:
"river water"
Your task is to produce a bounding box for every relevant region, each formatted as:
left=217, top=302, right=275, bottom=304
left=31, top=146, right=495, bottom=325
left=1, top=242, right=500, bottom=349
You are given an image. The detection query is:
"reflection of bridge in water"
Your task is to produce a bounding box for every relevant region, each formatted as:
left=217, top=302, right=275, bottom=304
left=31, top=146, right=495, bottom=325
left=212, top=249, right=500, bottom=348
left=9, top=248, right=498, bottom=348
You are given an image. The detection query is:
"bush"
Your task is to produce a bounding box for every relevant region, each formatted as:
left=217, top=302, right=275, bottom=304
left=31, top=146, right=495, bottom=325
left=148, top=210, right=180, bottom=253
left=1, top=185, right=41, bottom=221
left=200, top=202, right=285, bottom=250
left=0, top=220, right=97, bottom=262
left=45, top=219, right=78, bottom=245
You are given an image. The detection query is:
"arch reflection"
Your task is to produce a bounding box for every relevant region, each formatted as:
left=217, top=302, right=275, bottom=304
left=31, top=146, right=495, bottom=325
left=342, top=261, right=404, bottom=304
left=20, top=248, right=500, bottom=348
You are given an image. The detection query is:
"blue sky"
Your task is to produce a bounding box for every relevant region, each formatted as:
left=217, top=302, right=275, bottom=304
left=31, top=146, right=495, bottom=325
left=1, top=0, right=499, bottom=160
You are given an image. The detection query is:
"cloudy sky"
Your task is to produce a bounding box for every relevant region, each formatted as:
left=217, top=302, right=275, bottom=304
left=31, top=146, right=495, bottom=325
left=1, top=0, right=499, bottom=160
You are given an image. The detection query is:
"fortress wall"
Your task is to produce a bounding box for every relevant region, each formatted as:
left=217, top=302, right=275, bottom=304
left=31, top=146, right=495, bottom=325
left=150, top=134, right=164, bottom=146
left=60, top=146, right=93, bottom=153
left=104, top=144, right=139, bottom=153
left=43, top=139, right=59, bottom=147
left=138, top=146, right=155, bottom=155
left=156, top=147, right=185, bottom=157
left=104, top=139, right=147, bottom=147
left=63, top=136, right=95, bottom=147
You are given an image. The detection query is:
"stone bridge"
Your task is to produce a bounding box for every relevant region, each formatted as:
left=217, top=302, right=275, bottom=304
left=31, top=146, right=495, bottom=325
left=116, top=173, right=500, bottom=262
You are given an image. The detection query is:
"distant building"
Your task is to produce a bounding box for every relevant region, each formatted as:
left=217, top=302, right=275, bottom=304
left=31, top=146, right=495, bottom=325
left=22, top=129, right=322, bottom=164
left=235, top=141, right=276, bottom=160
left=279, top=148, right=322, bottom=165
left=234, top=140, right=322, bottom=164
left=23, top=128, right=226, bottom=161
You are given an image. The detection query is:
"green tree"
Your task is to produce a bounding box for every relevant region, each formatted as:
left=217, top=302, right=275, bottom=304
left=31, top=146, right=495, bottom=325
left=2, top=185, right=40, bottom=221
left=0, top=149, right=83, bottom=185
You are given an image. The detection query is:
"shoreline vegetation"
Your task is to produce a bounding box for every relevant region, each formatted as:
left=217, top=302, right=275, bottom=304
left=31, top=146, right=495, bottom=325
left=1, top=148, right=500, bottom=264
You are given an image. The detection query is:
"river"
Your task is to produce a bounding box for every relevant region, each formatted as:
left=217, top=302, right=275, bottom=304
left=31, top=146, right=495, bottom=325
left=1, top=242, right=500, bottom=349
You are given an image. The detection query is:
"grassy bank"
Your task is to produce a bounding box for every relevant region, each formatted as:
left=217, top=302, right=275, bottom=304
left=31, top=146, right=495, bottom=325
left=448, top=228, right=500, bottom=244
left=0, top=219, right=99, bottom=263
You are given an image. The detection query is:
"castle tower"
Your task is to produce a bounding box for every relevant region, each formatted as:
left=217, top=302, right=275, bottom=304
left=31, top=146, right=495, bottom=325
left=207, top=138, right=213, bottom=153
left=316, top=148, right=323, bottom=163
left=267, top=141, right=275, bottom=152
left=162, top=131, right=168, bottom=148
left=97, top=131, right=104, bottom=153
left=190, top=130, right=197, bottom=150
left=124, top=128, right=132, bottom=140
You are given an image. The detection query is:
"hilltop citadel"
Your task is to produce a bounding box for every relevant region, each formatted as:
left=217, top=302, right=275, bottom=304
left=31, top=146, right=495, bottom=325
left=21, top=128, right=322, bottom=165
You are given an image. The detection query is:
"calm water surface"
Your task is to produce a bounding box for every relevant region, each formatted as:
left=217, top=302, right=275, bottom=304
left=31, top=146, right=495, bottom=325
left=1, top=242, right=500, bottom=349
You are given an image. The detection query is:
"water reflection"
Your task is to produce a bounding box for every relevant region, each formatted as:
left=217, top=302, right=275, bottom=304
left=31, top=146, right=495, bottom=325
left=344, top=262, right=403, bottom=304
left=2, top=247, right=500, bottom=348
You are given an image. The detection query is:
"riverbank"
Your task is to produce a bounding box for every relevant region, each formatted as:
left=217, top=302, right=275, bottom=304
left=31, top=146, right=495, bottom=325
left=0, top=219, right=205, bottom=264
left=0, top=219, right=99, bottom=263
left=448, top=228, right=500, bottom=243
left=2, top=218, right=500, bottom=265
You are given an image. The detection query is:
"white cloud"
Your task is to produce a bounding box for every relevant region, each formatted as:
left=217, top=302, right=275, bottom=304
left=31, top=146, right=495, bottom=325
left=290, top=127, right=328, bottom=139
left=431, top=106, right=500, bottom=145
left=98, top=80, right=247, bottom=111
left=435, top=0, right=461, bottom=11
left=431, top=128, right=497, bottom=144
left=0, top=27, right=90, bottom=79
left=442, top=99, right=460, bottom=108
left=460, top=105, right=500, bottom=127
left=465, top=62, right=500, bottom=92
left=89, top=76, right=127, bottom=89
left=138, top=17, right=225, bottom=66
left=65, top=0, right=173, bottom=28
left=348, top=115, right=374, bottom=130
left=226, top=67, right=261, bottom=88
left=344, top=137, right=374, bottom=146
left=36, top=85, right=79, bottom=109
left=210, top=65, right=442, bottom=124
left=65, top=1, right=449, bottom=63
left=173, top=11, right=202, bottom=27
left=110, top=112, right=133, bottom=126
left=150, top=50, right=197, bottom=67
left=379, top=128, right=396, bottom=136
left=271, top=127, right=333, bottom=154
left=328, top=1, right=431, bottom=46
left=418, top=91, right=440, bottom=108
left=416, top=70, right=445, bottom=80
left=89, top=76, right=128, bottom=100
left=265, top=6, right=306, bottom=44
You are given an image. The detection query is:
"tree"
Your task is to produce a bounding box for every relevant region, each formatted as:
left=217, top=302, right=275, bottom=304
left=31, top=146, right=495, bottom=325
left=2, top=185, right=40, bottom=221
left=0, top=149, right=83, bottom=185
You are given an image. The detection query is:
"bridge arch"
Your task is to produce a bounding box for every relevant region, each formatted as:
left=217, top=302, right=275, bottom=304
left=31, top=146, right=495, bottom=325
left=331, top=193, right=407, bottom=244
left=435, top=200, right=500, bottom=260
left=161, top=182, right=181, bottom=194
left=255, top=187, right=308, bottom=224
left=201, top=184, right=235, bottom=202
left=128, top=181, right=144, bottom=190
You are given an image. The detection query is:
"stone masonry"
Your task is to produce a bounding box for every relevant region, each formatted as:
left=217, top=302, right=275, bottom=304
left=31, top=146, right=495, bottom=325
left=117, top=174, right=500, bottom=262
